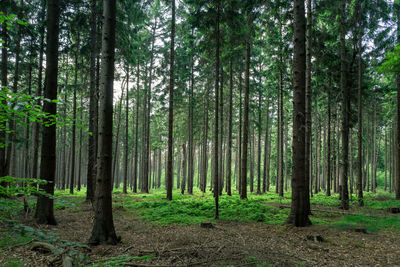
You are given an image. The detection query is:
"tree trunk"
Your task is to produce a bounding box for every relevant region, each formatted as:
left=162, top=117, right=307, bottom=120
left=181, top=143, right=187, bottom=194
left=263, top=98, right=270, bottom=193
left=70, top=31, right=80, bottom=195
left=35, top=0, right=60, bottom=225
left=112, top=92, right=124, bottom=188
left=188, top=43, right=194, bottom=194
left=89, top=0, right=119, bottom=245
left=166, top=0, right=175, bottom=201
left=213, top=0, right=220, bottom=219
left=240, top=12, right=251, bottom=200
left=86, top=0, right=98, bottom=202
left=226, top=56, right=233, bottom=196
left=286, top=0, right=311, bottom=226
left=32, top=1, right=46, bottom=181
left=133, top=62, right=140, bottom=193
left=340, top=0, right=349, bottom=210
left=257, top=67, right=262, bottom=195
left=238, top=70, right=243, bottom=194
left=201, top=84, right=210, bottom=193
left=123, top=66, right=129, bottom=194
left=357, top=0, right=363, bottom=205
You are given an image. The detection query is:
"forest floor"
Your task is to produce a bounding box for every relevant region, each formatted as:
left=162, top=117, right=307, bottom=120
left=1, top=189, right=400, bottom=266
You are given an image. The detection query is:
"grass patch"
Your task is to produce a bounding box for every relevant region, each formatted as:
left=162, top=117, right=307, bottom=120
left=332, top=213, right=400, bottom=232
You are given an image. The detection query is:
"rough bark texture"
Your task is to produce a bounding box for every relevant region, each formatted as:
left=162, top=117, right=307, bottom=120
left=89, top=0, right=119, bottom=245
left=240, top=13, right=251, bottom=200
left=286, top=0, right=311, bottom=227
left=35, top=0, right=60, bottom=225
left=305, top=0, right=312, bottom=212
left=86, top=0, right=98, bottom=202
left=340, top=0, right=350, bottom=210
left=166, top=0, right=175, bottom=201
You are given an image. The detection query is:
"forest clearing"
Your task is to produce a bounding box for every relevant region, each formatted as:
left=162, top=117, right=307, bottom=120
left=1, top=0, right=400, bottom=266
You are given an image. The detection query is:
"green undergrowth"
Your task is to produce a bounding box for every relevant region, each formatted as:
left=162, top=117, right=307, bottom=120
left=2, top=187, right=400, bottom=232
left=122, top=193, right=290, bottom=225
left=332, top=213, right=400, bottom=232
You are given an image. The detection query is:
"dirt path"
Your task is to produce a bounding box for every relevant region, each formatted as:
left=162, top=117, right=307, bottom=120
left=2, top=201, right=400, bottom=266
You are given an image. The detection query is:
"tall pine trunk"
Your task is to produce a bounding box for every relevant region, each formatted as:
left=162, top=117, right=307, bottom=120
left=166, top=0, right=176, bottom=201
left=286, top=0, right=311, bottom=226
left=89, top=0, right=119, bottom=245
left=35, top=0, right=60, bottom=225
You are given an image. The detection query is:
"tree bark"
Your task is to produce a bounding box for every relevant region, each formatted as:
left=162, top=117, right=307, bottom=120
left=305, top=0, right=312, bottom=213
left=70, top=31, right=80, bottom=195
left=166, top=0, right=175, bottom=201
left=123, top=66, right=129, bottom=194
left=226, top=55, right=233, bottom=196
left=188, top=40, right=194, bottom=195
left=35, top=0, right=60, bottom=225
left=263, top=98, right=270, bottom=193
left=240, top=13, right=251, bottom=200
left=340, top=0, right=350, bottom=210
left=89, top=0, right=119, bottom=245
left=86, top=0, right=98, bottom=202
left=133, top=62, right=140, bottom=193
left=286, top=0, right=311, bottom=226
left=213, top=0, right=220, bottom=219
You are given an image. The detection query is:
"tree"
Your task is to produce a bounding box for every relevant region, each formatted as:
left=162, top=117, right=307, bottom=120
left=166, top=0, right=175, bottom=201
left=356, top=0, right=363, bottom=206
left=240, top=9, right=252, bottom=201
left=214, top=0, right=220, bottom=218
left=86, top=0, right=98, bottom=202
left=89, top=0, right=119, bottom=245
left=34, top=0, right=60, bottom=225
left=286, top=0, right=311, bottom=227
left=339, top=0, right=349, bottom=210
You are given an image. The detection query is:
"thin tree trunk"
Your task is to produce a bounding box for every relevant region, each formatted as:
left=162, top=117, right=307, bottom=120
left=86, top=0, right=98, bottom=202
left=226, top=56, right=233, bottom=196
left=181, top=143, right=187, bottom=194
left=112, top=92, right=124, bottom=188
left=263, top=98, right=270, bottom=193
left=70, top=31, right=80, bottom=195
left=166, top=0, right=176, bottom=201
left=214, top=0, right=220, bottom=218
left=123, top=66, right=129, bottom=194
left=188, top=39, right=194, bottom=195
left=241, top=13, right=251, bottom=200
left=32, top=1, right=46, bottom=181
left=133, top=62, right=140, bottom=193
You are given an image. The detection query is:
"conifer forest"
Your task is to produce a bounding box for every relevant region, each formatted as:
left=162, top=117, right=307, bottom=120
left=1, top=0, right=400, bottom=266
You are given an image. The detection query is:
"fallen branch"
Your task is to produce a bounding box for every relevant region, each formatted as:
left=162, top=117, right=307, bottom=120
left=7, top=239, right=34, bottom=249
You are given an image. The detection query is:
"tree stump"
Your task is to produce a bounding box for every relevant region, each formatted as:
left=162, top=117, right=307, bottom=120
left=200, top=222, right=214, bottom=229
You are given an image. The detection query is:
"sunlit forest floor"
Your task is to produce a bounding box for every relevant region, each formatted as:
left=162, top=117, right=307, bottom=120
left=1, top=188, right=400, bottom=266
